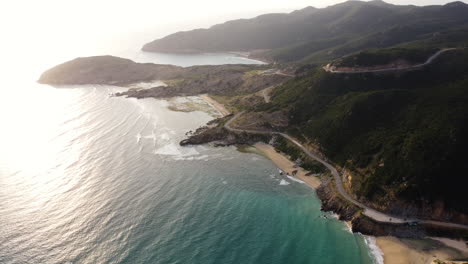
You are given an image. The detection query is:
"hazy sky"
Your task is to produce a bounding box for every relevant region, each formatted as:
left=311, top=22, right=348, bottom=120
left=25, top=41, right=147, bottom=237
left=0, top=0, right=466, bottom=64
left=3, top=0, right=467, bottom=35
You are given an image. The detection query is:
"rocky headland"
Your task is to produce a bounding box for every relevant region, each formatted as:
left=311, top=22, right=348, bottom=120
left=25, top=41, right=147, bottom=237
left=39, top=56, right=289, bottom=100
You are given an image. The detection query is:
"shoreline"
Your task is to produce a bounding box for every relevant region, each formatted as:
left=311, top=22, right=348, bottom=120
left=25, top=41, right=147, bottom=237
left=227, top=50, right=272, bottom=64
left=376, top=236, right=468, bottom=264
left=254, top=143, right=321, bottom=189
left=200, top=94, right=231, bottom=117
left=199, top=95, right=468, bottom=264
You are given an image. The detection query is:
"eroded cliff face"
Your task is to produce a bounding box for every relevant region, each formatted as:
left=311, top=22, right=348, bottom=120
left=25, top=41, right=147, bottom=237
left=316, top=177, right=361, bottom=221
left=317, top=177, right=468, bottom=239
left=340, top=166, right=468, bottom=226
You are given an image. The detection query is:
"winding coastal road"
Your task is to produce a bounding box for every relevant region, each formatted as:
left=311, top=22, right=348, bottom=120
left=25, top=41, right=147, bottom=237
left=323, top=48, right=458, bottom=74
left=225, top=111, right=468, bottom=230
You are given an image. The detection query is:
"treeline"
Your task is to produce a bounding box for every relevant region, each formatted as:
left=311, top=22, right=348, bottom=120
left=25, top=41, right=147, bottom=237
left=273, top=137, right=326, bottom=173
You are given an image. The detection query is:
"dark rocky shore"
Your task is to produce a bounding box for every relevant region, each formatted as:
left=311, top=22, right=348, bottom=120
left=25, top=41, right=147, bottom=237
left=180, top=116, right=271, bottom=147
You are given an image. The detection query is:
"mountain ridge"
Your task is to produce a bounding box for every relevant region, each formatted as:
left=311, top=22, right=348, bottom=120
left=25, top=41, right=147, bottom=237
left=142, top=0, right=468, bottom=64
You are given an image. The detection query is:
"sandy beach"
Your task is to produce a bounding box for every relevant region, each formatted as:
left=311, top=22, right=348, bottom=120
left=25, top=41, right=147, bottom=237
left=200, top=94, right=230, bottom=117
left=254, top=143, right=321, bottom=189
left=377, top=236, right=468, bottom=264
left=200, top=95, right=322, bottom=190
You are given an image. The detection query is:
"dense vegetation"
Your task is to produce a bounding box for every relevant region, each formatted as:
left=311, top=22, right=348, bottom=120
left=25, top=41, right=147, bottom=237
left=274, top=137, right=326, bottom=173
left=333, top=47, right=439, bottom=67
left=143, top=1, right=468, bottom=64
left=266, top=49, right=468, bottom=213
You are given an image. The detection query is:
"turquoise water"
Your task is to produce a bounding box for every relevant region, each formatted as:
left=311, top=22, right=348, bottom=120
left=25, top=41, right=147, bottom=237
left=0, top=47, right=378, bottom=263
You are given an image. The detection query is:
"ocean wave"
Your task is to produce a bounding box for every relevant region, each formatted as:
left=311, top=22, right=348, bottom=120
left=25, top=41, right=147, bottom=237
left=286, top=175, right=306, bottom=184
left=343, top=222, right=353, bottom=233
left=159, top=132, right=170, bottom=141
left=173, top=154, right=212, bottom=161
left=155, top=143, right=200, bottom=158
left=279, top=179, right=290, bottom=186
left=364, top=236, right=384, bottom=264
left=329, top=213, right=339, bottom=219
left=154, top=143, right=182, bottom=156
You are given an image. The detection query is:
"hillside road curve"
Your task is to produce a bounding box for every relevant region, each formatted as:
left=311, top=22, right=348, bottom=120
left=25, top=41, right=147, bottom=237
left=225, top=111, right=468, bottom=230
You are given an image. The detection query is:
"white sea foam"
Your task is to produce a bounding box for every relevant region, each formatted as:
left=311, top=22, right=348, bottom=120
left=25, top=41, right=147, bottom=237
left=181, top=147, right=200, bottom=157
left=364, top=236, right=384, bottom=264
left=279, top=179, right=290, bottom=186
left=136, top=133, right=141, bottom=144
left=156, top=143, right=201, bottom=160
left=154, top=143, right=182, bottom=156
left=160, top=132, right=170, bottom=140
left=286, top=175, right=305, bottom=184
left=143, top=131, right=156, bottom=141
left=196, top=155, right=210, bottom=160
left=197, top=145, right=208, bottom=151
left=174, top=154, right=212, bottom=161
left=128, top=81, right=166, bottom=89
left=343, top=222, right=353, bottom=233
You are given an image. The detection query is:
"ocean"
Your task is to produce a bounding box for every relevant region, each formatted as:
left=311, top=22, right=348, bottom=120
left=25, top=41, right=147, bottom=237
left=0, top=31, right=380, bottom=264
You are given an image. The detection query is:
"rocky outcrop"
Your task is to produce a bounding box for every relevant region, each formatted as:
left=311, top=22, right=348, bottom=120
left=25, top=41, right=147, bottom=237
left=318, top=178, right=426, bottom=238
left=39, top=56, right=290, bottom=100
left=316, top=177, right=361, bottom=221
left=180, top=117, right=271, bottom=147
left=317, top=178, right=468, bottom=239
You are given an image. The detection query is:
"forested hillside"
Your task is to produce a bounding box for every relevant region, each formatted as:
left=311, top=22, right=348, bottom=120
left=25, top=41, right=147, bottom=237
left=262, top=49, right=468, bottom=213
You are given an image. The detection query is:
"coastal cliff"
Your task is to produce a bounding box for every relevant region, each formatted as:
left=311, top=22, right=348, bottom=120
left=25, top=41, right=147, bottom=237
left=180, top=116, right=271, bottom=147
left=317, top=178, right=468, bottom=240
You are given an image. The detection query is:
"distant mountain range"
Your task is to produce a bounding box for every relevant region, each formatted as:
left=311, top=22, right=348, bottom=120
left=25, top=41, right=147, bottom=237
left=143, top=0, right=468, bottom=64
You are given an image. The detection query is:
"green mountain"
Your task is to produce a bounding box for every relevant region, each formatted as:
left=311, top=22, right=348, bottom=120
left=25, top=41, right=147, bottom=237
left=142, top=0, right=468, bottom=64
left=261, top=49, right=468, bottom=215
